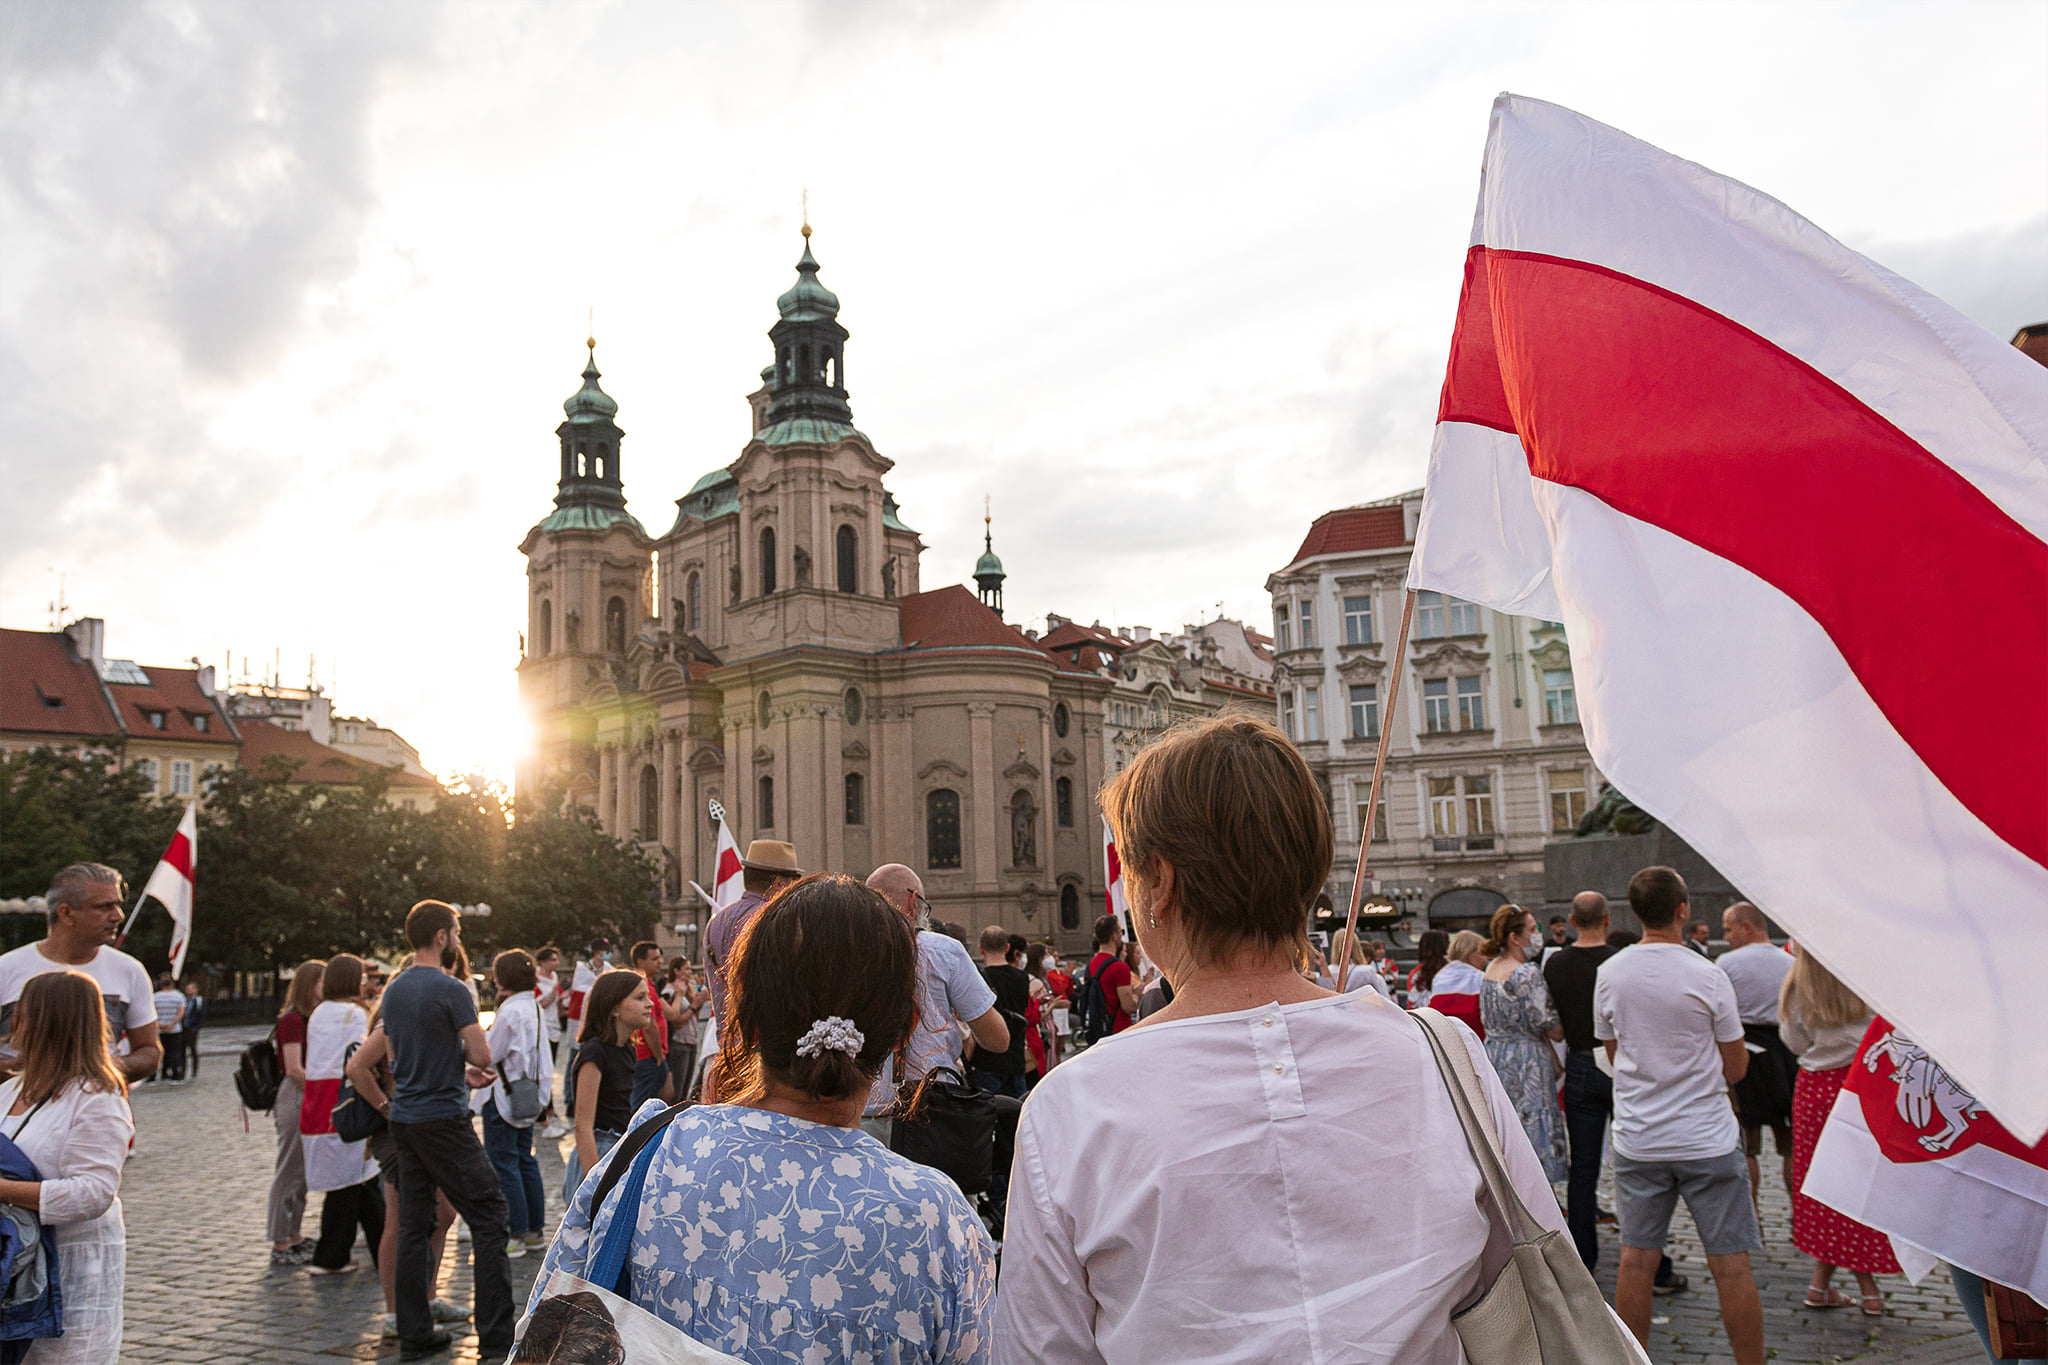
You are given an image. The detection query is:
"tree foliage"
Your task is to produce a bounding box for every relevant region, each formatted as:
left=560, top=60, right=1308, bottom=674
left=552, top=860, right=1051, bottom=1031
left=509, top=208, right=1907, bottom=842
left=0, top=747, right=659, bottom=975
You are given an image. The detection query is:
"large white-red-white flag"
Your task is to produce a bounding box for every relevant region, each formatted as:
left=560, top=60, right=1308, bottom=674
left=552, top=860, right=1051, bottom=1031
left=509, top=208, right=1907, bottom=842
left=136, top=802, right=197, bottom=978
left=1410, top=95, right=2048, bottom=1137
left=710, top=804, right=744, bottom=913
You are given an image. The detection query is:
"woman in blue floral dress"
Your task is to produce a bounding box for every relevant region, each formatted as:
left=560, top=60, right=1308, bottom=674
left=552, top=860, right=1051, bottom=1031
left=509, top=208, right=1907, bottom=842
left=1477, top=905, right=1570, bottom=1183
left=529, top=874, right=997, bottom=1362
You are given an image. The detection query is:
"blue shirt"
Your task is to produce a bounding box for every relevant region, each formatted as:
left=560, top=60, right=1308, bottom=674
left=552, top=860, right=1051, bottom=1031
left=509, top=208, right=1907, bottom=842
left=532, top=1101, right=996, bottom=1363
left=380, top=965, right=478, bottom=1124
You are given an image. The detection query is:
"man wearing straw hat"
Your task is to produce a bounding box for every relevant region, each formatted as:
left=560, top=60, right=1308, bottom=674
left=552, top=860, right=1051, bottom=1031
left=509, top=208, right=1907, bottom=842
left=703, top=840, right=803, bottom=1026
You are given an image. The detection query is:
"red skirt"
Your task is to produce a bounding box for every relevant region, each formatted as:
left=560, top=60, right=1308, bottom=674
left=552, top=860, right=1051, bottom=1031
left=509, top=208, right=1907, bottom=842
left=1792, top=1065, right=1901, bottom=1274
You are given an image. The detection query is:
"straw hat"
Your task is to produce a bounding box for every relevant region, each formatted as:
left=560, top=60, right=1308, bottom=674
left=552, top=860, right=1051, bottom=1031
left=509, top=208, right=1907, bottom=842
left=739, top=840, right=803, bottom=877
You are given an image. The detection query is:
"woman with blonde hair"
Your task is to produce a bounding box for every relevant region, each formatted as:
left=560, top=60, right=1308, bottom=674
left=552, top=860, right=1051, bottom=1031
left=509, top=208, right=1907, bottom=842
left=1778, top=944, right=1897, bottom=1313
left=0, top=969, right=134, bottom=1362
left=1330, top=928, right=1388, bottom=997
left=1425, top=929, right=1489, bottom=1038
left=268, top=958, right=323, bottom=1265
left=1478, top=904, right=1568, bottom=1183
left=301, top=954, right=381, bottom=1274
left=993, top=715, right=1564, bottom=1362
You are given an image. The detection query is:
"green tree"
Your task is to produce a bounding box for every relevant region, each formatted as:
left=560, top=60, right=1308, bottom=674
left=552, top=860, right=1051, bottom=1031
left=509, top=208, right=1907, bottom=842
left=496, top=784, right=660, bottom=954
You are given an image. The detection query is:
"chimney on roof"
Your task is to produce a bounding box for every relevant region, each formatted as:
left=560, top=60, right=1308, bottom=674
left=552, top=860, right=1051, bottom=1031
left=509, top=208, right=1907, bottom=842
left=1130, top=626, right=1151, bottom=643
left=196, top=665, right=216, bottom=697
left=62, top=618, right=104, bottom=670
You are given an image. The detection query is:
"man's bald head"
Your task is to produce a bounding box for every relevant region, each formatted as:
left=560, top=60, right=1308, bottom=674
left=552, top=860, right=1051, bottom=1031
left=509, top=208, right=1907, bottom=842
left=1570, top=891, right=1609, bottom=929
left=1722, top=900, right=1769, bottom=946
left=866, top=864, right=923, bottom=921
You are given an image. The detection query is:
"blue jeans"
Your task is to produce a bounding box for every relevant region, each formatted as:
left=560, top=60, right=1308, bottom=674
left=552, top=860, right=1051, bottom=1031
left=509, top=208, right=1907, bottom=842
left=630, top=1054, right=668, bottom=1113
left=1949, top=1264, right=2020, bottom=1363
left=481, top=1105, right=544, bottom=1238
left=1561, top=1050, right=1613, bottom=1271
left=970, top=1070, right=1027, bottom=1219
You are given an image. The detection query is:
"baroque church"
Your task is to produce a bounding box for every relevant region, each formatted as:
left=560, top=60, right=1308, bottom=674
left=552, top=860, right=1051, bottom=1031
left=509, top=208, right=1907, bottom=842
left=517, top=228, right=1115, bottom=955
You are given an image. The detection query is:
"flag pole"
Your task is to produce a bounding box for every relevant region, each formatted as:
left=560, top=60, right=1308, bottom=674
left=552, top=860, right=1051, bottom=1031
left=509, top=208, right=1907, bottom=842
left=1336, top=589, right=1416, bottom=995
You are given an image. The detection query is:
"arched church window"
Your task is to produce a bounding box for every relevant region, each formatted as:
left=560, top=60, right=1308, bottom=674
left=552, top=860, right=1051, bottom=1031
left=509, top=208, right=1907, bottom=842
left=686, top=572, right=702, bottom=633
left=759, top=774, right=775, bottom=830
left=639, top=764, right=658, bottom=838
left=779, top=346, right=792, bottom=384
left=1056, top=776, right=1073, bottom=828
left=926, top=789, right=961, bottom=870
left=760, top=527, right=777, bottom=594
left=605, top=597, right=627, bottom=654
left=1053, top=702, right=1069, bottom=738
left=538, top=600, right=552, bottom=656
left=1010, top=789, right=1037, bottom=867
left=824, top=352, right=836, bottom=387
left=836, top=524, right=857, bottom=594
left=844, top=772, right=865, bottom=826
left=1060, top=883, right=1081, bottom=931
left=843, top=687, right=863, bottom=726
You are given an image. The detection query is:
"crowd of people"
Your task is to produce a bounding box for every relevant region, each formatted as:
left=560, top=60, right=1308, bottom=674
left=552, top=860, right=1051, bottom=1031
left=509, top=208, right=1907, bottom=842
left=0, top=711, right=1983, bottom=1364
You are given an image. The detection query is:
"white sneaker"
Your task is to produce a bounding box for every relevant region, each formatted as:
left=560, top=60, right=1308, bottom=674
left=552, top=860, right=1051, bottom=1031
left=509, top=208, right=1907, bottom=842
left=381, top=1312, right=397, bottom=1337
left=506, top=1239, right=527, bottom=1259
left=430, top=1298, right=471, bottom=1323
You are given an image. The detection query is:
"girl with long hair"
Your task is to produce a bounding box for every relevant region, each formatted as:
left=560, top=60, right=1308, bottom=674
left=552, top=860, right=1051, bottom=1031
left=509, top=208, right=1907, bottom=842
left=268, top=958, right=324, bottom=1264
left=302, top=954, right=382, bottom=1273
left=0, top=969, right=134, bottom=1362
left=1406, top=929, right=1450, bottom=1008
left=562, top=970, right=652, bottom=1205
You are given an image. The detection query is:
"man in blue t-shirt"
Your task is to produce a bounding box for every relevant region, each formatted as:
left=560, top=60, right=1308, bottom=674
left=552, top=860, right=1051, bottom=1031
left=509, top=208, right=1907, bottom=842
left=347, top=901, right=510, bottom=1361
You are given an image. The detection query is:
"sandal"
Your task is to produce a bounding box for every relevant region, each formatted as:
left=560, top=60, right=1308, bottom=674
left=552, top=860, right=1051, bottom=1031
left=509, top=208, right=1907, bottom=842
left=1861, top=1294, right=1885, bottom=1317
left=1803, top=1287, right=1855, bottom=1309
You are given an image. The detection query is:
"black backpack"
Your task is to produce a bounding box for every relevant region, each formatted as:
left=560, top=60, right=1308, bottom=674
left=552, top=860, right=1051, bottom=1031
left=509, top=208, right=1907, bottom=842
left=235, top=1029, right=283, bottom=1112
left=1076, top=954, right=1115, bottom=1045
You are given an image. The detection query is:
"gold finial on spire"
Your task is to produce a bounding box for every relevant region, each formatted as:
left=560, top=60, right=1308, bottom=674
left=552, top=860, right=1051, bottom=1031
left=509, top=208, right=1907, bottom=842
left=586, top=305, right=595, bottom=352
left=801, top=187, right=811, bottom=239
left=984, top=493, right=991, bottom=529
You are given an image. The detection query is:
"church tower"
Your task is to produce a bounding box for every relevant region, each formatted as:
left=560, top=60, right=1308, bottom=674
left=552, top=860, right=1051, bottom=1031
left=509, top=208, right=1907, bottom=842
left=554, top=339, right=628, bottom=514
left=763, top=223, right=854, bottom=430
left=974, top=502, right=1006, bottom=615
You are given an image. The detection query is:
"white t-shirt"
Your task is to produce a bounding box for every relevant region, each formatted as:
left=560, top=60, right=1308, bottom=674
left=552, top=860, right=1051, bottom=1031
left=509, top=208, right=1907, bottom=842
left=152, top=989, right=185, bottom=1033
left=994, top=991, right=1561, bottom=1363
left=535, top=971, right=562, bottom=1041
left=0, top=943, right=156, bottom=1055
left=1593, top=942, right=1744, bottom=1162
left=1717, top=942, right=1792, bottom=1025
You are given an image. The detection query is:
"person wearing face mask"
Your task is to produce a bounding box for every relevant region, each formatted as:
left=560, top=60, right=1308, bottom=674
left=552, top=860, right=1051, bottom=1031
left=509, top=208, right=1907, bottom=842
left=1479, top=905, right=1569, bottom=1185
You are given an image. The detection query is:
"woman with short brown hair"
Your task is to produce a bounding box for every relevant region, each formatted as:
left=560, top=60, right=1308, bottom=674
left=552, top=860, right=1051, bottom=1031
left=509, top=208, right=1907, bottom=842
left=268, top=958, right=324, bottom=1264
left=993, top=714, right=1563, bottom=1363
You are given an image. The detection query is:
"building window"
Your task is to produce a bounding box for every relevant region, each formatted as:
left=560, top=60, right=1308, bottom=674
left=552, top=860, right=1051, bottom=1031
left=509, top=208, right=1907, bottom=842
left=844, top=687, right=863, bottom=726
left=1428, top=776, right=1458, bottom=837
left=1543, top=668, right=1578, bottom=725
left=1549, top=768, right=1589, bottom=832
left=1343, top=595, right=1374, bottom=646
left=758, top=690, right=772, bottom=729
left=845, top=772, right=865, bottom=826
left=760, top=527, right=777, bottom=594
left=1297, top=599, right=1316, bottom=648
left=171, top=760, right=193, bottom=797
left=146, top=710, right=166, bottom=730
left=758, top=774, right=775, bottom=830
left=1356, top=795, right=1390, bottom=843
left=137, top=758, right=160, bottom=791
left=836, top=524, right=858, bottom=594
left=1416, top=591, right=1482, bottom=640
left=605, top=596, right=627, bottom=654
left=1348, top=684, right=1379, bottom=740
left=538, top=599, right=552, bottom=654
left=1456, top=675, right=1487, bottom=730
left=926, top=789, right=962, bottom=870
left=1302, top=685, right=1321, bottom=742
left=1056, top=776, right=1073, bottom=827
left=1273, top=603, right=1291, bottom=653
left=686, top=573, right=702, bottom=632
left=191, top=713, right=209, bottom=733
left=1463, top=775, right=1495, bottom=837
left=1279, top=691, right=1296, bottom=740
left=1422, top=678, right=1452, bottom=733
left=1053, top=702, right=1069, bottom=738
left=1060, top=883, right=1081, bottom=931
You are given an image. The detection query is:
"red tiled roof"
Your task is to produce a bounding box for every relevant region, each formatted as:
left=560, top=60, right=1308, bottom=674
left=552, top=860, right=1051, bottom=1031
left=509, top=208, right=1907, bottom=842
left=238, top=719, right=437, bottom=787
left=0, top=629, right=121, bottom=738
left=106, top=666, right=236, bottom=745
left=1288, top=505, right=1408, bottom=565
left=896, top=586, right=1041, bottom=652
left=1040, top=621, right=1127, bottom=654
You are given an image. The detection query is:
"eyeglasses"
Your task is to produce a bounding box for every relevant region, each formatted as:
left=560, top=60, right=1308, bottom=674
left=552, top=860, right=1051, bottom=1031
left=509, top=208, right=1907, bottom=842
left=913, top=893, right=933, bottom=915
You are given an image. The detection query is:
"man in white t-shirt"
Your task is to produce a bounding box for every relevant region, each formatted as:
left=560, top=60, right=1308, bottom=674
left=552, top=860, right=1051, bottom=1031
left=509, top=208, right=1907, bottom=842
left=1718, top=901, right=1796, bottom=1209
left=0, top=863, right=162, bottom=1082
left=1594, top=865, right=1764, bottom=1364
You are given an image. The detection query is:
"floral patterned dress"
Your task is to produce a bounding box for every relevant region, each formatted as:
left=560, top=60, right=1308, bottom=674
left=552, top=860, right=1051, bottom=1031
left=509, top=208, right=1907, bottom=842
left=1478, top=963, right=1569, bottom=1183
left=531, top=1101, right=997, bottom=1363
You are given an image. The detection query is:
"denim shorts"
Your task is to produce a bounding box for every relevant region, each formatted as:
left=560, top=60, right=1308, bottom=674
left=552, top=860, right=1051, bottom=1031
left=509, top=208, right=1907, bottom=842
left=1613, top=1147, right=1762, bottom=1256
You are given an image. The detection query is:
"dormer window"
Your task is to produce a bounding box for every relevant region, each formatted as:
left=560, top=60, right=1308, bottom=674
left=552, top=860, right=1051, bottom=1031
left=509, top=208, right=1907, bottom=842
left=146, top=710, right=166, bottom=730
left=192, top=713, right=209, bottom=733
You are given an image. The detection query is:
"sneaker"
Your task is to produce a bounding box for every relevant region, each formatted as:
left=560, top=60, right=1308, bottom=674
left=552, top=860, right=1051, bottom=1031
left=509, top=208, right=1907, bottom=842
left=307, top=1260, right=357, bottom=1276
left=382, top=1313, right=398, bottom=1337
left=522, top=1230, right=547, bottom=1249
left=398, top=1331, right=454, bottom=1362
left=1652, top=1272, right=1690, bottom=1296
left=268, top=1246, right=299, bottom=1266
left=506, top=1239, right=528, bottom=1259
left=429, top=1298, right=471, bottom=1323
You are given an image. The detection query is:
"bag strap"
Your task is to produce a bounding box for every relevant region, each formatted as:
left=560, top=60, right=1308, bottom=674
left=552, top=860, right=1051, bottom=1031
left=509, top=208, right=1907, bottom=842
left=1412, top=1007, right=1542, bottom=1243
left=584, top=1101, right=693, bottom=1296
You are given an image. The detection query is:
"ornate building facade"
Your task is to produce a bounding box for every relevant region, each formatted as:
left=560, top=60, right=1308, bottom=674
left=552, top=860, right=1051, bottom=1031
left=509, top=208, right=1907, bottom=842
left=517, top=230, right=1119, bottom=954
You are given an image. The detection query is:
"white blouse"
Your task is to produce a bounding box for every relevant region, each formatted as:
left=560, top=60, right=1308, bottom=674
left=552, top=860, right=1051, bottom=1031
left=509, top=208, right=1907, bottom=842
left=993, top=990, right=1562, bottom=1365
left=0, top=1077, right=132, bottom=1235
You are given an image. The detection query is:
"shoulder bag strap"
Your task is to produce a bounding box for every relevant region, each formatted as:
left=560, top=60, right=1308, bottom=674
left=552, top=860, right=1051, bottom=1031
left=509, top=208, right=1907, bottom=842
left=4, top=1096, right=52, bottom=1145
left=1412, top=1007, right=1541, bottom=1243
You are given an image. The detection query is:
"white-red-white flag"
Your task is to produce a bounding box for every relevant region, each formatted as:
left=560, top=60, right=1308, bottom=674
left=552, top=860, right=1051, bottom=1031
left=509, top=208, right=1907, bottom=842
left=1410, top=95, right=2048, bottom=1137
left=1804, top=1019, right=2048, bottom=1301
left=1102, top=819, right=1130, bottom=933
left=137, top=802, right=197, bottom=978
left=711, top=807, right=744, bottom=913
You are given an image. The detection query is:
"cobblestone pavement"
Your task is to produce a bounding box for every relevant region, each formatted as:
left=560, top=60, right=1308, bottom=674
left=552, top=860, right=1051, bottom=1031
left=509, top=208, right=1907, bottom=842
left=118, top=1026, right=1992, bottom=1363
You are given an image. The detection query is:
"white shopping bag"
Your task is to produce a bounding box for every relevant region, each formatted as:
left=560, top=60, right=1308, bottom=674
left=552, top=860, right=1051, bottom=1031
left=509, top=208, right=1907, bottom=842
left=510, top=1267, right=745, bottom=1364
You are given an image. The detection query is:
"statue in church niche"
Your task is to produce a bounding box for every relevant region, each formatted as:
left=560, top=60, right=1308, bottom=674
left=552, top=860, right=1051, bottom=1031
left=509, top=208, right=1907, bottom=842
left=564, top=609, right=581, bottom=649
left=729, top=563, right=742, bottom=605
left=671, top=597, right=687, bottom=634
left=1010, top=792, right=1037, bottom=868
left=793, top=544, right=812, bottom=589
left=881, top=557, right=897, bottom=600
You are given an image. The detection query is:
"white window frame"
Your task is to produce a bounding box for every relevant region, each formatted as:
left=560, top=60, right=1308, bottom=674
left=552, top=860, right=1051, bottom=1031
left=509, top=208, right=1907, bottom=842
left=1543, top=668, right=1578, bottom=725
left=1416, top=590, right=1446, bottom=640
left=1456, top=675, right=1487, bottom=730
left=1428, top=776, right=1458, bottom=836
left=1348, top=683, right=1379, bottom=740
left=1422, top=678, right=1452, bottom=733
left=1463, top=774, right=1495, bottom=835
left=137, top=758, right=160, bottom=790
left=1278, top=691, right=1296, bottom=740
left=1297, top=598, right=1316, bottom=649
left=171, top=760, right=193, bottom=797
left=1302, top=685, right=1321, bottom=742
left=1449, top=598, right=1480, bottom=636
left=1355, top=791, right=1389, bottom=843
left=1273, top=603, right=1291, bottom=653
left=1342, top=595, right=1374, bottom=646
left=1548, top=767, right=1589, bottom=832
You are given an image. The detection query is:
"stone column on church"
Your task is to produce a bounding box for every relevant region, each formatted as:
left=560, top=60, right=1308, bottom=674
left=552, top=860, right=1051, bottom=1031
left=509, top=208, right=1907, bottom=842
left=617, top=741, right=635, bottom=838
left=968, top=702, right=998, bottom=896
left=788, top=700, right=826, bottom=877
left=597, top=744, right=617, bottom=838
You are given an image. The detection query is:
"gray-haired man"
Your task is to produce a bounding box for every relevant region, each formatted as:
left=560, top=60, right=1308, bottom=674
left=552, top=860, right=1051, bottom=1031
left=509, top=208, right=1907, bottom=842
left=0, top=863, right=160, bottom=1081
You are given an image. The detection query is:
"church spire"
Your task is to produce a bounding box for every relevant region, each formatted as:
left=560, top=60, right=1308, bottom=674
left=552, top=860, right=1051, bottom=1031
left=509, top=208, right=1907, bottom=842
left=764, top=223, right=854, bottom=428
left=974, top=496, right=1006, bottom=614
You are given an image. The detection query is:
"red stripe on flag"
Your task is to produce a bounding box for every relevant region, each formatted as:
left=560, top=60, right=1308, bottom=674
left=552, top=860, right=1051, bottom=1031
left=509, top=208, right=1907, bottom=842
left=1439, top=245, right=2048, bottom=868
left=717, top=847, right=743, bottom=883
left=163, top=830, right=193, bottom=881
left=300, top=1077, right=342, bottom=1135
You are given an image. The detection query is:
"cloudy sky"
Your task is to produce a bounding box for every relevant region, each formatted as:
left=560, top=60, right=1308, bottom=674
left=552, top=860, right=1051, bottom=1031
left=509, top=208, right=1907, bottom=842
left=3, top=0, right=2042, bottom=783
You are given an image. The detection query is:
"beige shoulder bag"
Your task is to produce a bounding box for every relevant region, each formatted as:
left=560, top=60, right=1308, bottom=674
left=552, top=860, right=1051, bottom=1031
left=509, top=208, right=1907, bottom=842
left=1413, top=1007, right=1648, bottom=1365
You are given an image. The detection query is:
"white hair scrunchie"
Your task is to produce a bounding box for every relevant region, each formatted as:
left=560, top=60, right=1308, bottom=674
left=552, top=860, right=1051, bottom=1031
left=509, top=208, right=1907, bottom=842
left=794, top=1015, right=865, bottom=1060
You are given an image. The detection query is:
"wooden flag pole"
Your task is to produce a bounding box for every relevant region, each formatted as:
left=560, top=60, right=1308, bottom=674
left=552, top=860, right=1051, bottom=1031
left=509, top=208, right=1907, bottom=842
left=1336, top=589, right=1417, bottom=995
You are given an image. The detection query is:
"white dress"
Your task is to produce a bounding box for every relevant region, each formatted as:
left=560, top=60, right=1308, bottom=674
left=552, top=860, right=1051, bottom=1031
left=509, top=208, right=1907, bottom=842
left=0, top=1077, right=133, bottom=1365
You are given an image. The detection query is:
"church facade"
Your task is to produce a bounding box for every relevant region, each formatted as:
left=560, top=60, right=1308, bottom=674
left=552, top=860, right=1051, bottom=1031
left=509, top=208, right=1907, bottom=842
left=516, top=230, right=1117, bottom=955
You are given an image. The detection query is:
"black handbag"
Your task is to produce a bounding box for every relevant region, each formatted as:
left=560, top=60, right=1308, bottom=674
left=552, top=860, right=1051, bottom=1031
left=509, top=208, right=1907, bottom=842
left=329, top=1040, right=386, bottom=1144
left=889, top=1065, right=999, bottom=1194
